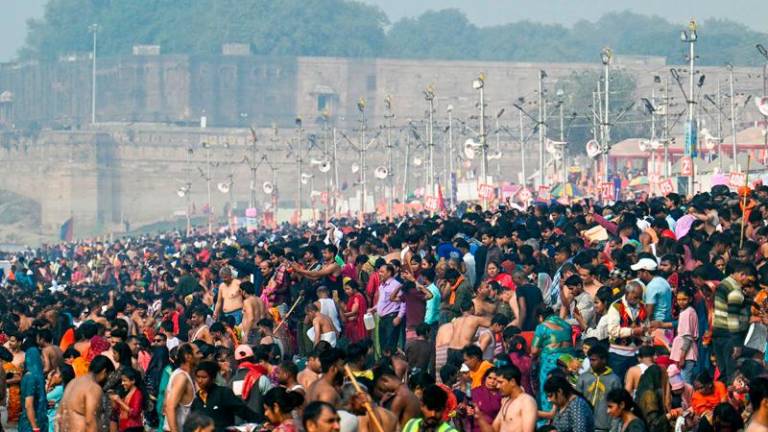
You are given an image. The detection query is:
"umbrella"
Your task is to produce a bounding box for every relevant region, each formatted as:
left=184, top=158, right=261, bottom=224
left=629, top=176, right=649, bottom=187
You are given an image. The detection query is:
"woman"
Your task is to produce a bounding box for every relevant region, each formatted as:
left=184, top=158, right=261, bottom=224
left=531, top=307, right=573, bottom=411
left=341, top=279, right=368, bottom=343
left=606, top=388, right=647, bottom=432
left=507, top=336, right=533, bottom=395
left=110, top=368, right=145, bottom=432
left=470, top=368, right=502, bottom=432
left=262, top=387, right=305, bottom=432
left=143, top=345, right=169, bottom=429
left=544, top=375, right=594, bottom=432
left=155, top=347, right=176, bottom=432
left=19, top=347, right=48, bottom=432
left=485, top=261, right=515, bottom=291
left=634, top=365, right=672, bottom=432
left=45, top=368, right=66, bottom=432
left=582, top=286, right=615, bottom=342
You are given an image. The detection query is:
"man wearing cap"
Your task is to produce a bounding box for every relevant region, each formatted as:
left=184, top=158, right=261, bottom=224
left=231, top=345, right=272, bottom=422
left=632, top=256, right=672, bottom=324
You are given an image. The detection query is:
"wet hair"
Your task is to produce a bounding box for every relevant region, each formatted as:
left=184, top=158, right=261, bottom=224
left=587, top=344, right=608, bottom=360
left=319, top=348, right=345, bottom=373
left=408, top=371, right=435, bottom=391
left=439, top=364, right=459, bottom=385
left=195, top=360, right=219, bottom=378
left=279, top=360, right=298, bottom=378
left=89, top=355, right=116, bottom=375
left=182, top=412, right=214, bottom=432
left=496, top=364, right=522, bottom=386
left=422, top=384, right=448, bottom=412
left=462, top=344, right=482, bottom=360
left=749, top=377, right=768, bottom=410
left=302, top=401, right=337, bottom=429
left=263, top=387, right=304, bottom=414
left=606, top=388, right=643, bottom=419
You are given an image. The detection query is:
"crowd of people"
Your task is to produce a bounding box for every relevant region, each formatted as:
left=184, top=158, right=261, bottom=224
left=2, top=184, right=768, bottom=432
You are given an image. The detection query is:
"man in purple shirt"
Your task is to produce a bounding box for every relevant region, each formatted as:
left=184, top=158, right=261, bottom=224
left=372, top=263, right=405, bottom=355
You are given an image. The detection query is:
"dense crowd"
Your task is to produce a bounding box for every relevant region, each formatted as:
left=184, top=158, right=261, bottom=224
left=3, top=184, right=768, bottom=432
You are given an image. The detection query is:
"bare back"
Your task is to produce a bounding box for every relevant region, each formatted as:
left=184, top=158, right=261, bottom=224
left=58, top=376, right=103, bottom=432
left=241, top=296, right=266, bottom=334
left=306, top=378, right=339, bottom=405
left=448, top=315, right=486, bottom=349
left=359, top=405, right=398, bottom=432
left=494, top=393, right=537, bottom=432
left=297, top=369, right=319, bottom=390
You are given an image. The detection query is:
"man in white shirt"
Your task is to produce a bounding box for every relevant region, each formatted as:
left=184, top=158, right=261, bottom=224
left=453, top=238, right=476, bottom=288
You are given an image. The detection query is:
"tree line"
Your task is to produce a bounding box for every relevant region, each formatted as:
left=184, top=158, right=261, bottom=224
left=19, top=1, right=768, bottom=67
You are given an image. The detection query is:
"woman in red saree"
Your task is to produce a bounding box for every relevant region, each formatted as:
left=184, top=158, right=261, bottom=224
left=341, top=278, right=368, bottom=343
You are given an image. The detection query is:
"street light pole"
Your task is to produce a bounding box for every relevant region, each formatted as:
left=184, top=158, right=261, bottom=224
left=664, top=77, right=670, bottom=177
left=537, top=70, right=546, bottom=187
left=447, top=106, right=454, bottom=208
left=425, top=87, right=435, bottom=196
left=756, top=44, right=768, bottom=164
left=295, top=118, right=303, bottom=223
left=473, top=75, right=488, bottom=207
left=384, top=96, right=395, bottom=220
left=601, top=48, right=612, bottom=183
left=681, top=20, right=698, bottom=194
left=89, top=24, right=99, bottom=125
left=519, top=102, right=526, bottom=185
left=358, top=99, right=367, bottom=222
left=729, top=65, right=738, bottom=169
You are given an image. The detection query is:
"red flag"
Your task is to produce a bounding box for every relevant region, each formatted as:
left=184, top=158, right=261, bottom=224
left=437, top=184, right=446, bottom=211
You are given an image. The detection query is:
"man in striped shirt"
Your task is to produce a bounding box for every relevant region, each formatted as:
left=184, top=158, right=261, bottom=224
left=712, top=262, right=757, bottom=384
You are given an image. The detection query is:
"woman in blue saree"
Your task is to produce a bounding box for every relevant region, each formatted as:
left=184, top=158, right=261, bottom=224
left=19, top=347, right=48, bottom=432
left=531, top=306, right=574, bottom=411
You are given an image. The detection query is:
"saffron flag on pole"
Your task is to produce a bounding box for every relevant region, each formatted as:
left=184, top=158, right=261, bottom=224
left=60, top=217, right=74, bottom=242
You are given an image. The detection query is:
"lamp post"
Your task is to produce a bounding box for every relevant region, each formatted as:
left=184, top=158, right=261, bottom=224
left=728, top=64, right=738, bottom=169
left=473, top=74, right=488, bottom=207
left=89, top=24, right=99, bottom=125
left=424, top=86, right=436, bottom=196
left=756, top=44, right=768, bottom=164
left=495, top=108, right=505, bottom=179
left=384, top=96, right=395, bottom=220
left=518, top=98, right=526, bottom=185
left=681, top=20, right=698, bottom=194
left=357, top=98, right=367, bottom=222
left=600, top=48, right=612, bottom=183
left=556, top=89, right=566, bottom=186
left=447, top=105, right=454, bottom=208
left=537, top=70, right=547, bottom=187
left=295, top=117, right=304, bottom=223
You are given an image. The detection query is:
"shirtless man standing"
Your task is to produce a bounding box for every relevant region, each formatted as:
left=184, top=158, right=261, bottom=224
left=188, top=307, right=214, bottom=345
left=372, top=367, right=420, bottom=428
left=305, top=303, right=338, bottom=347
left=213, top=267, right=244, bottom=325
left=298, top=348, right=324, bottom=390
left=434, top=321, right=454, bottom=379
left=57, top=355, right=115, bottom=432
left=474, top=365, right=537, bottom=432
left=446, top=302, right=492, bottom=367
left=306, top=348, right=346, bottom=405
left=625, top=345, right=655, bottom=396
left=37, top=329, right=63, bottom=374
left=341, top=383, right=398, bottom=432
left=163, top=343, right=202, bottom=432
left=240, top=281, right=266, bottom=344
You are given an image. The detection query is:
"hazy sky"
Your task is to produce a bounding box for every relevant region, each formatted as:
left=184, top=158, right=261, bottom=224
left=1, top=0, right=767, bottom=61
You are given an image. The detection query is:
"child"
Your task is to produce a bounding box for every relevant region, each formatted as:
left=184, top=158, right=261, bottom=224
left=670, top=287, right=698, bottom=384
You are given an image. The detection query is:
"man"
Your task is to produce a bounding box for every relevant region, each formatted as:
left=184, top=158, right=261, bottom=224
left=372, top=366, right=421, bottom=428
left=445, top=302, right=492, bottom=367
left=479, top=229, right=501, bottom=281
left=298, top=348, right=324, bottom=389
left=512, top=270, right=543, bottom=332
left=277, top=360, right=305, bottom=397
left=405, top=323, right=433, bottom=372
left=303, top=401, right=341, bottom=432
left=453, top=238, right=476, bottom=288
left=547, top=245, right=573, bottom=309
left=191, top=360, right=260, bottom=431
left=240, top=281, right=266, bottom=345
left=560, top=274, right=595, bottom=331
left=164, top=343, right=203, bottom=432
left=37, top=328, right=63, bottom=374
left=340, top=383, right=398, bottom=432
left=657, top=254, right=680, bottom=291
left=605, top=280, right=648, bottom=381
left=305, top=303, right=338, bottom=347
left=422, top=268, right=442, bottom=335
left=462, top=345, right=492, bottom=389
left=624, top=345, right=655, bottom=397
left=576, top=345, right=621, bottom=432
left=161, top=319, right=181, bottom=351
left=632, top=257, right=672, bottom=323
left=371, top=264, right=405, bottom=356
left=213, top=266, right=244, bottom=325
left=188, top=306, right=214, bottom=345
left=306, top=348, right=346, bottom=404
left=231, top=345, right=273, bottom=422
left=712, top=262, right=757, bottom=383
left=474, top=365, right=537, bottom=432
left=402, top=384, right=459, bottom=432
left=748, top=376, right=768, bottom=432
left=440, top=268, right=473, bottom=323
left=57, top=355, right=115, bottom=432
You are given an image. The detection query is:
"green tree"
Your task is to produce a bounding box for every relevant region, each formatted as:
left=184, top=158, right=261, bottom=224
left=384, top=9, right=478, bottom=59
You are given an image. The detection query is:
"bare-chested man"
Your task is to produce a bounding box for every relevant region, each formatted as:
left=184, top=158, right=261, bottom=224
left=306, top=348, right=345, bottom=405
left=240, top=281, right=266, bottom=344
left=446, top=302, right=492, bottom=366
left=305, top=303, right=338, bottom=347
left=187, top=307, right=213, bottom=345
left=625, top=345, right=655, bottom=397
left=298, top=349, right=323, bottom=390
left=163, top=343, right=202, bottom=432
left=475, top=365, right=537, bottom=432
left=341, top=383, right=398, bottom=432
left=435, top=321, right=453, bottom=379
left=37, top=329, right=63, bottom=374
left=213, top=267, right=244, bottom=325
left=57, top=355, right=115, bottom=432
left=748, top=376, right=768, bottom=432
left=373, top=367, right=420, bottom=428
